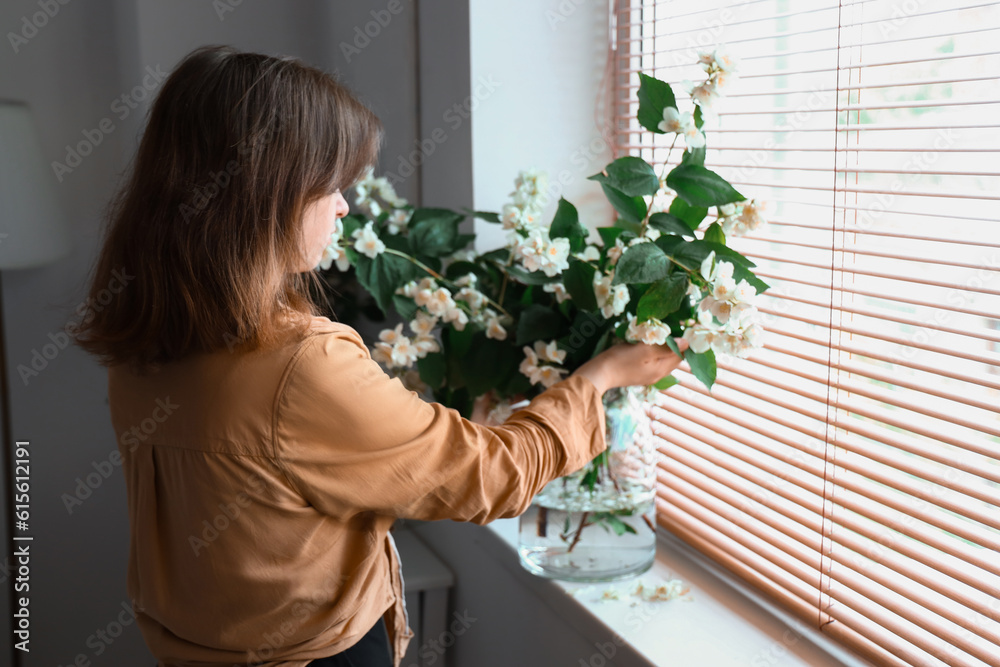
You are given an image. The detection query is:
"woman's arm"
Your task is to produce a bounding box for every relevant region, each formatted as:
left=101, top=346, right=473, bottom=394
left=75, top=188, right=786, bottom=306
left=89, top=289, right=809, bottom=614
left=271, top=328, right=608, bottom=524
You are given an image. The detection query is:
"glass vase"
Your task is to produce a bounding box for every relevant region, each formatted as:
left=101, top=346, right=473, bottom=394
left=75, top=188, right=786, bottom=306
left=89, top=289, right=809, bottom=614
left=517, top=385, right=660, bottom=582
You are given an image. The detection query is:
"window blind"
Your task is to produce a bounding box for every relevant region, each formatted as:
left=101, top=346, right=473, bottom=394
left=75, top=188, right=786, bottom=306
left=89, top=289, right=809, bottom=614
left=610, top=1, right=1000, bottom=665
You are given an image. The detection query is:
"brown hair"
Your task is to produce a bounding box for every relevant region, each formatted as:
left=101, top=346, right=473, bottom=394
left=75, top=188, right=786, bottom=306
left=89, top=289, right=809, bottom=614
left=71, top=45, right=382, bottom=372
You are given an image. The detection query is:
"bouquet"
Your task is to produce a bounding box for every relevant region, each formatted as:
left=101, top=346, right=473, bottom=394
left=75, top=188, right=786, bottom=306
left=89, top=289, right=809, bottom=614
left=319, top=47, right=768, bottom=423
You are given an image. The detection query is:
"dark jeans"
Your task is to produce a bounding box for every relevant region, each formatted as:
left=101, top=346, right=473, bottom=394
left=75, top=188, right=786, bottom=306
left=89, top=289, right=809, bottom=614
left=307, top=616, right=393, bottom=667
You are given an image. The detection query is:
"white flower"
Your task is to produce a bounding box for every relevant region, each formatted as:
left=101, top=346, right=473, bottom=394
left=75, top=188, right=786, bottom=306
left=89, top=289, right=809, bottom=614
left=390, top=336, right=419, bottom=367
left=683, top=124, right=706, bottom=149
left=700, top=296, right=732, bottom=324
left=318, top=219, right=351, bottom=271
left=658, top=107, right=687, bottom=134
left=450, top=248, right=477, bottom=262
left=648, top=190, right=673, bottom=215
left=594, top=273, right=630, bottom=319
left=502, top=203, right=532, bottom=230
left=387, top=208, right=412, bottom=234
left=683, top=325, right=714, bottom=355
left=413, top=335, right=440, bottom=355
left=379, top=323, right=405, bottom=345
left=607, top=238, right=626, bottom=265
left=352, top=221, right=386, bottom=259
left=712, top=277, right=738, bottom=302
left=410, top=311, right=438, bottom=337
left=486, top=316, right=507, bottom=341
left=738, top=199, right=766, bottom=233
left=691, top=80, right=719, bottom=108
left=520, top=340, right=567, bottom=387
left=319, top=240, right=350, bottom=272
left=734, top=279, right=757, bottom=304
left=577, top=245, right=601, bottom=262
left=711, top=47, right=740, bottom=74
left=519, top=347, right=544, bottom=385
left=543, top=281, right=570, bottom=303
left=533, top=340, right=566, bottom=365
left=397, top=280, right=418, bottom=298
left=626, top=314, right=672, bottom=346
left=541, top=237, right=571, bottom=276
left=511, top=169, right=548, bottom=210
left=658, top=108, right=704, bottom=148
left=455, top=287, right=486, bottom=312
left=537, top=365, right=567, bottom=388
left=442, top=305, right=469, bottom=331
left=424, top=287, right=456, bottom=317
left=513, top=229, right=569, bottom=277
left=453, top=272, right=477, bottom=288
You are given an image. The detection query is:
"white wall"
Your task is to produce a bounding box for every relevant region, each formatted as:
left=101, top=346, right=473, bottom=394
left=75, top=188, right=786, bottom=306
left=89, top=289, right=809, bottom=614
left=469, top=0, right=614, bottom=252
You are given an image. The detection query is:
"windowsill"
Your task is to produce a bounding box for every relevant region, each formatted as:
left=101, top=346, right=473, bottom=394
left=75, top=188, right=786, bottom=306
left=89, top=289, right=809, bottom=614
left=478, top=518, right=873, bottom=667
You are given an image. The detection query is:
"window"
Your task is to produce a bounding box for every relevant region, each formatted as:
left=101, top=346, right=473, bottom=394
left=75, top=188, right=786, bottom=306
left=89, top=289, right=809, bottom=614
left=611, top=1, right=1000, bottom=665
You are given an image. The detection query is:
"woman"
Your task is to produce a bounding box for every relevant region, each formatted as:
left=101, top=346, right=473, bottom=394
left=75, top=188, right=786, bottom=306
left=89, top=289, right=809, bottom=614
left=72, top=45, right=687, bottom=667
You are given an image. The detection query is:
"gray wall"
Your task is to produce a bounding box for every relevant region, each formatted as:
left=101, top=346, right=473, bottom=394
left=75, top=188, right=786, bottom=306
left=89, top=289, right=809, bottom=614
left=0, top=2, right=469, bottom=664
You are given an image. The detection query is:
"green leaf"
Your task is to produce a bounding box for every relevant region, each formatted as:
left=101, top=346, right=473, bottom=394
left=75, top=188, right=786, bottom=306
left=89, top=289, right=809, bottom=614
left=589, top=156, right=659, bottom=197
left=654, top=374, right=678, bottom=390
left=593, top=514, right=637, bottom=536
left=505, top=263, right=561, bottom=285
left=637, top=275, right=688, bottom=321
left=549, top=198, right=587, bottom=253
left=614, top=218, right=642, bottom=235
left=733, top=264, right=770, bottom=295
left=392, top=294, right=418, bottom=320
left=672, top=239, right=714, bottom=273
left=601, top=183, right=647, bottom=224
left=647, top=213, right=695, bottom=238
left=445, top=261, right=492, bottom=285
left=407, top=212, right=460, bottom=257
left=409, top=207, right=464, bottom=227
left=654, top=234, right=685, bottom=256
left=446, top=325, right=475, bottom=358
left=463, top=336, right=516, bottom=397
left=693, top=105, right=704, bottom=129
left=352, top=241, right=422, bottom=315
left=462, top=208, right=501, bottom=223
left=451, top=233, right=476, bottom=252
left=697, top=241, right=768, bottom=293
left=702, top=241, right=756, bottom=268
left=666, top=164, right=745, bottom=209
left=563, top=258, right=598, bottom=312
left=704, top=222, right=726, bottom=245
left=669, top=197, right=708, bottom=231
left=684, top=347, right=717, bottom=390
left=613, top=242, right=671, bottom=285
left=681, top=144, right=706, bottom=167
left=515, top=304, right=566, bottom=345
left=663, top=336, right=681, bottom=357
left=417, top=352, right=445, bottom=389
left=637, top=73, right=677, bottom=133
left=341, top=214, right=364, bottom=238
left=478, top=248, right=510, bottom=264
left=597, top=226, right=624, bottom=249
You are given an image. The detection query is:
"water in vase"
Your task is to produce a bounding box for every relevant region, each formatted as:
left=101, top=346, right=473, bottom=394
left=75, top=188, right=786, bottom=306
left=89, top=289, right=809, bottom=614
left=518, top=479, right=656, bottom=582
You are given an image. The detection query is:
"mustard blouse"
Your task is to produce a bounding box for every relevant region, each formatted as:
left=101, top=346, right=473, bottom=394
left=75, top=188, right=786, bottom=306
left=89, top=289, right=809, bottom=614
left=107, top=315, right=607, bottom=666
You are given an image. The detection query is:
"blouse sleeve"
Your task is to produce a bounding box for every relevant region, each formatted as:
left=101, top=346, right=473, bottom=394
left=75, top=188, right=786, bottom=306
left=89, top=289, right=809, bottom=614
left=271, top=326, right=607, bottom=524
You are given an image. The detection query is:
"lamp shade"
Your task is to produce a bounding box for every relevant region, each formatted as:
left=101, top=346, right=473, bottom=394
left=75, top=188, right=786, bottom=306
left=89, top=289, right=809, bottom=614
left=0, top=101, right=71, bottom=270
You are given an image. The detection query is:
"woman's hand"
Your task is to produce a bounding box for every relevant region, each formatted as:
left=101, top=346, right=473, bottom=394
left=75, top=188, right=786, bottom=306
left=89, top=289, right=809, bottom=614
left=571, top=338, right=689, bottom=395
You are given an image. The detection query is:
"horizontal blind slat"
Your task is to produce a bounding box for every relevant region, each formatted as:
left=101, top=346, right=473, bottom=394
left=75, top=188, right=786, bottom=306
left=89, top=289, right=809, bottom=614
left=654, top=402, right=1000, bottom=577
